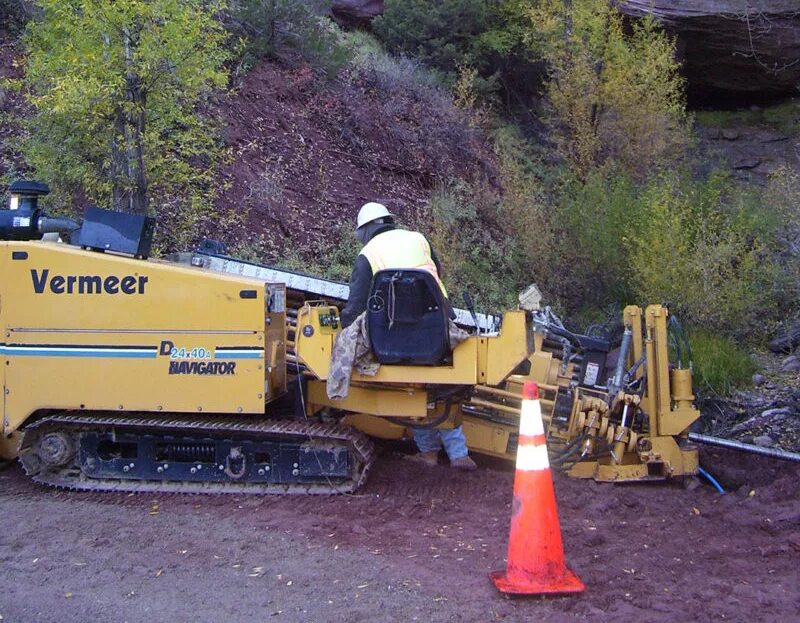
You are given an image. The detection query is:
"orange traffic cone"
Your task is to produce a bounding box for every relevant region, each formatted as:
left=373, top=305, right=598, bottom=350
left=490, top=381, right=585, bottom=595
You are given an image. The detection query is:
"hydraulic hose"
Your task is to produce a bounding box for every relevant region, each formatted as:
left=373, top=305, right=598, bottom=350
left=697, top=466, right=725, bottom=494
left=689, top=433, right=800, bottom=462
left=38, top=216, right=80, bottom=234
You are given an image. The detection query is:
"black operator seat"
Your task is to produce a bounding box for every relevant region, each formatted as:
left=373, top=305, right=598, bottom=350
left=366, top=269, right=452, bottom=365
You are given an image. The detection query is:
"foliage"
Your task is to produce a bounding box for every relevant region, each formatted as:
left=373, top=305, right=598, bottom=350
left=545, top=166, right=794, bottom=339
left=628, top=173, right=786, bottom=337
left=374, top=0, right=493, bottom=78
left=688, top=330, right=757, bottom=397
left=695, top=99, right=800, bottom=135
left=226, top=0, right=349, bottom=79
left=763, top=165, right=800, bottom=299
left=374, top=0, right=539, bottom=104
left=490, top=123, right=559, bottom=301
left=427, top=180, right=526, bottom=312
left=20, top=0, right=228, bottom=245
left=554, top=168, right=637, bottom=306
left=530, top=2, right=690, bottom=179
left=0, top=0, right=34, bottom=32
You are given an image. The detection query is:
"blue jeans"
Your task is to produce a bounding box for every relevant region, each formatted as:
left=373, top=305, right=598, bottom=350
left=412, top=425, right=469, bottom=460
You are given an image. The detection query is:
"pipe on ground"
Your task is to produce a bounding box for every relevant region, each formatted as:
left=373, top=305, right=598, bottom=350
left=689, top=432, right=800, bottom=463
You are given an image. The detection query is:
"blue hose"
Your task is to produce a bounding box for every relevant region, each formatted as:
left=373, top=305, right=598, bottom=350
left=698, top=466, right=725, bottom=494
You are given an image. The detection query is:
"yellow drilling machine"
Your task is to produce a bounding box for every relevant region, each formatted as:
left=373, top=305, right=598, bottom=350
left=1, top=181, right=700, bottom=494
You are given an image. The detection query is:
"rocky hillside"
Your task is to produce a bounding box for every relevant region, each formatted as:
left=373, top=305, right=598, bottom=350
left=211, top=58, right=494, bottom=263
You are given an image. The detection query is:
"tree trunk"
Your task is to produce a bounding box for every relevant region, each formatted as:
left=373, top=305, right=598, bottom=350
left=123, top=26, right=148, bottom=215
left=103, top=27, right=148, bottom=215
left=563, top=0, right=573, bottom=40
left=110, top=108, right=130, bottom=211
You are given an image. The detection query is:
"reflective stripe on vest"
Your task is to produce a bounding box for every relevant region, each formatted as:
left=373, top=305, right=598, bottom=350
left=360, top=229, right=448, bottom=298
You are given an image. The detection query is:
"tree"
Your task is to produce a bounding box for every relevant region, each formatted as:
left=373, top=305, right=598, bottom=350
left=528, top=0, right=689, bottom=178
left=22, top=0, right=228, bottom=216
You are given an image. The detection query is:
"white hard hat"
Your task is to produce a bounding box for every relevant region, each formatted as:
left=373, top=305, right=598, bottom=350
left=356, top=202, right=392, bottom=229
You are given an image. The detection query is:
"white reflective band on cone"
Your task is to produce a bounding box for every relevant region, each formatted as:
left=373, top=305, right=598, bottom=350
left=515, top=444, right=550, bottom=472
left=519, top=400, right=545, bottom=437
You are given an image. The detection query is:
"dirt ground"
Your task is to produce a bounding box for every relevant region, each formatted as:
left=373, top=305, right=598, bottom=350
left=1, top=444, right=798, bottom=623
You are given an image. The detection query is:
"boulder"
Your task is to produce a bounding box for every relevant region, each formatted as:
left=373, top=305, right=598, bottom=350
left=619, top=1, right=800, bottom=102
left=330, top=0, right=384, bottom=27
left=752, top=434, right=775, bottom=447
left=769, top=320, right=800, bottom=353
left=782, top=355, right=800, bottom=372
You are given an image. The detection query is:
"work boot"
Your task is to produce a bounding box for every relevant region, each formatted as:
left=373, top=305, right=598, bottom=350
left=410, top=450, right=440, bottom=467
left=450, top=455, right=477, bottom=471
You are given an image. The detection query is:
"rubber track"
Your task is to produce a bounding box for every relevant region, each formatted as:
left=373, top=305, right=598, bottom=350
left=20, top=413, right=376, bottom=495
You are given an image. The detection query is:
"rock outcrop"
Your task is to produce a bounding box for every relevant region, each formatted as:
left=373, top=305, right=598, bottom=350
left=330, top=0, right=384, bottom=27
left=620, top=1, right=800, bottom=102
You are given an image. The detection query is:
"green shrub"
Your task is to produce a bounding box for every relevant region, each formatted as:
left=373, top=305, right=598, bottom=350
left=688, top=330, right=757, bottom=397
left=227, top=0, right=350, bottom=78
left=374, top=0, right=494, bottom=79
left=764, top=166, right=800, bottom=300
left=553, top=168, right=638, bottom=308
left=374, top=0, right=538, bottom=103
left=541, top=165, right=794, bottom=339
left=427, top=181, right=528, bottom=312
left=628, top=173, right=785, bottom=338
left=531, top=3, right=690, bottom=179
left=490, top=124, right=560, bottom=305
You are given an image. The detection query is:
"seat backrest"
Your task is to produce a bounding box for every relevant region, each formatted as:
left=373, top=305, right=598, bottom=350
left=367, top=269, right=451, bottom=365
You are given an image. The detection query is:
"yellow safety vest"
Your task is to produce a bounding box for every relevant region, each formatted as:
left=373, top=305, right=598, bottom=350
left=360, top=229, right=448, bottom=298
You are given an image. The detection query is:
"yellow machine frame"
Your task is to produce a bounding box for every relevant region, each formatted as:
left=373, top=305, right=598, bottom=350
left=293, top=303, right=535, bottom=457
left=0, top=241, right=286, bottom=459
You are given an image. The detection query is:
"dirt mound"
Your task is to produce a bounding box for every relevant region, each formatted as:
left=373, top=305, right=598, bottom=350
left=1, top=445, right=798, bottom=622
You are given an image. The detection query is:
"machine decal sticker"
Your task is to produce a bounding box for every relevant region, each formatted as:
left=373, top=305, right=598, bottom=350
left=0, top=343, right=157, bottom=358
left=168, top=361, right=237, bottom=375
left=159, top=341, right=211, bottom=360
left=30, top=269, right=149, bottom=295
left=158, top=342, right=264, bottom=361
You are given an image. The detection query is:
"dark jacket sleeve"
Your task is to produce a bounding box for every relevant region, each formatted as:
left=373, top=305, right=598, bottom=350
left=340, top=255, right=373, bottom=328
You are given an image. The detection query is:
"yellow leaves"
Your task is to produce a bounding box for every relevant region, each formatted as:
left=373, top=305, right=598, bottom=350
left=20, top=0, right=229, bottom=224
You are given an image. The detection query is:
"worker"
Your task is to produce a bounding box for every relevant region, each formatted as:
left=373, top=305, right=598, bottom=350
left=341, top=201, right=477, bottom=471
left=340, top=201, right=446, bottom=328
